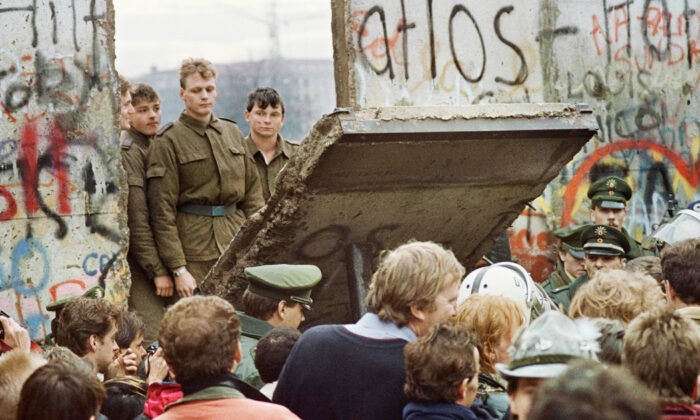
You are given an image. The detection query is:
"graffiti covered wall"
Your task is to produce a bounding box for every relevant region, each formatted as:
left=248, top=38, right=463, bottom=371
left=0, top=0, right=125, bottom=340
left=335, top=0, right=700, bottom=280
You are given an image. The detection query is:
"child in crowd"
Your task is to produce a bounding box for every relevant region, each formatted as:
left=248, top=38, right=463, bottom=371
left=402, top=322, right=492, bottom=420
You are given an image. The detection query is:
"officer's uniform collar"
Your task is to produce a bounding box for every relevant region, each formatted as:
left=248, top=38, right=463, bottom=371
left=179, top=111, right=223, bottom=136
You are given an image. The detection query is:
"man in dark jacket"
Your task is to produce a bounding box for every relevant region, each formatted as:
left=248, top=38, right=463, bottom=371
left=273, top=241, right=464, bottom=420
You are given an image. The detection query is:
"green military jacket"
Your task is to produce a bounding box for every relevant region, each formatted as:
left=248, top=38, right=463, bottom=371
left=622, top=227, right=643, bottom=259
left=146, top=113, right=265, bottom=270
left=243, top=134, right=299, bottom=201
left=234, top=312, right=273, bottom=390
left=566, top=273, right=590, bottom=310
left=541, top=262, right=576, bottom=313
left=121, top=128, right=168, bottom=278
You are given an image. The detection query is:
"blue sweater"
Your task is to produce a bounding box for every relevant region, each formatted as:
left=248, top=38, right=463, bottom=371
left=403, top=402, right=479, bottom=420
left=273, top=324, right=409, bottom=420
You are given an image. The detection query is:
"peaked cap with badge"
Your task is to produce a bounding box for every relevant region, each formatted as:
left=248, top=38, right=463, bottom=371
left=587, top=176, right=632, bottom=209
left=581, top=224, right=630, bottom=257
left=244, top=264, right=322, bottom=309
left=554, top=224, right=589, bottom=259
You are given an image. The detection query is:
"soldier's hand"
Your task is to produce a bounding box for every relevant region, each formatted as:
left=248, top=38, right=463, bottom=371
left=175, top=271, right=197, bottom=297
left=154, top=275, right=174, bottom=297
left=0, top=315, right=31, bottom=353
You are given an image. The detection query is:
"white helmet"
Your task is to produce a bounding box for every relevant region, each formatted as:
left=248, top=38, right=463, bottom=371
left=458, top=262, right=557, bottom=320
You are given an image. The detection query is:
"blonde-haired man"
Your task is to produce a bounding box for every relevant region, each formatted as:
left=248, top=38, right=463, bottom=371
left=273, top=241, right=464, bottom=420
left=147, top=58, right=264, bottom=295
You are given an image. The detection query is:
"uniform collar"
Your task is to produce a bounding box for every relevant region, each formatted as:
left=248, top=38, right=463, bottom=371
left=126, top=126, right=150, bottom=147
left=179, top=111, right=223, bottom=136
left=237, top=311, right=274, bottom=339
left=244, top=134, right=292, bottom=159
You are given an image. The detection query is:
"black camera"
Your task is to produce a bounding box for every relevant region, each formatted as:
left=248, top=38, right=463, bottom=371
left=0, top=310, right=9, bottom=340
left=146, top=342, right=159, bottom=356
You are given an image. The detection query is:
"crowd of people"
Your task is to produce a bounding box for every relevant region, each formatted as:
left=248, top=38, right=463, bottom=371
left=0, top=57, right=699, bottom=420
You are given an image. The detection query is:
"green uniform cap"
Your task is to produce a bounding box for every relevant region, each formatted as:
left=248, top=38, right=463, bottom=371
left=587, top=176, right=632, bottom=209
left=46, top=285, right=105, bottom=312
left=580, top=224, right=630, bottom=256
left=244, top=264, right=322, bottom=309
left=554, top=224, right=589, bottom=259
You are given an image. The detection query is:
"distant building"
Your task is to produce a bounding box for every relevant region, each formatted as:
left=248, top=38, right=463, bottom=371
left=136, top=58, right=335, bottom=142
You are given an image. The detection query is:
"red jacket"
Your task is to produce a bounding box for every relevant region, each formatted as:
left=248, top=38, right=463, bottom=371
left=662, top=403, right=700, bottom=419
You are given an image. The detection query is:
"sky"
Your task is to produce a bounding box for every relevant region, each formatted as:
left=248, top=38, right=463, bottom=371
left=114, top=0, right=334, bottom=78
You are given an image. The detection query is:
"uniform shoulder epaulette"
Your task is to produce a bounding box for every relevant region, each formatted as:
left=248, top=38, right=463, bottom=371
left=121, top=136, right=133, bottom=149
left=156, top=122, right=174, bottom=136
left=219, top=117, right=238, bottom=125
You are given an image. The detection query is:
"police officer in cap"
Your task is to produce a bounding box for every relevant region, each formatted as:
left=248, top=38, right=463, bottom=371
left=588, top=176, right=642, bottom=259
left=235, top=264, right=322, bottom=390
left=542, top=224, right=588, bottom=310
left=565, top=224, right=630, bottom=311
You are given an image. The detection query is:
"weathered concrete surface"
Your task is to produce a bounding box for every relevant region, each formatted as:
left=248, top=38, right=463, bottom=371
left=333, top=0, right=700, bottom=281
left=0, top=1, right=126, bottom=340
left=203, top=104, right=596, bottom=326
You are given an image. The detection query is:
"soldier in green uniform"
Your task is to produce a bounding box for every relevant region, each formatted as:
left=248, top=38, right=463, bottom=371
left=541, top=224, right=588, bottom=311
left=235, top=264, right=322, bottom=390
left=121, top=84, right=175, bottom=342
left=588, top=176, right=642, bottom=259
left=243, top=88, right=299, bottom=201
left=565, top=224, right=630, bottom=311
left=146, top=58, right=264, bottom=295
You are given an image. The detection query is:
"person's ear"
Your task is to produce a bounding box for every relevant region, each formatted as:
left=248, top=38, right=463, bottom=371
left=409, top=304, right=426, bottom=322
left=280, top=113, right=285, bottom=124
left=621, top=257, right=627, bottom=266
left=88, top=335, right=98, bottom=352
left=179, top=88, right=184, bottom=100
left=244, top=110, right=251, bottom=123
left=277, top=300, right=288, bottom=319
left=235, top=342, right=242, bottom=364
left=459, top=377, right=469, bottom=399
left=665, top=280, right=676, bottom=303
left=557, top=248, right=568, bottom=262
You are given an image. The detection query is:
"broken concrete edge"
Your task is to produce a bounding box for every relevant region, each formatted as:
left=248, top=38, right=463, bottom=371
left=356, top=103, right=582, bottom=121
left=201, top=115, right=344, bottom=304
left=104, top=0, right=132, bottom=306
left=331, top=0, right=355, bottom=108
left=201, top=104, right=592, bottom=307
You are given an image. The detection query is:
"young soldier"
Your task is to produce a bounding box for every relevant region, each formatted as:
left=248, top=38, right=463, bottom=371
left=542, top=224, right=588, bottom=309
left=119, top=76, right=134, bottom=131
left=587, top=176, right=642, bottom=259
left=243, top=87, right=298, bottom=201
left=563, top=224, right=630, bottom=312
left=121, top=84, right=173, bottom=342
left=147, top=58, right=264, bottom=294
left=235, top=264, right=322, bottom=390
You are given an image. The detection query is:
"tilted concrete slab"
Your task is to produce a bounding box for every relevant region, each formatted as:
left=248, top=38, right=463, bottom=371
left=202, top=103, right=596, bottom=326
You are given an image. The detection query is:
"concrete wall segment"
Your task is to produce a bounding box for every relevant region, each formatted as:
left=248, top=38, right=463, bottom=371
left=333, top=0, right=700, bottom=281
left=0, top=0, right=126, bottom=340
left=203, top=105, right=595, bottom=326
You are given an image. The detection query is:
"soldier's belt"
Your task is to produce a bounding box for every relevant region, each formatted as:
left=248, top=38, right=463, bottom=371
left=178, top=203, right=237, bottom=217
